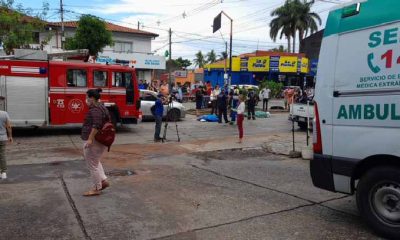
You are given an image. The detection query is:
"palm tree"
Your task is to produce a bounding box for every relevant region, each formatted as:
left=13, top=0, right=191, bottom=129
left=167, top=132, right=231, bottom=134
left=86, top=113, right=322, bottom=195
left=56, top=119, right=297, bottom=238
left=293, top=0, right=321, bottom=48
left=193, top=51, right=206, bottom=68
left=206, top=50, right=217, bottom=64
left=218, top=51, right=228, bottom=61
left=270, top=0, right=294, bottom=53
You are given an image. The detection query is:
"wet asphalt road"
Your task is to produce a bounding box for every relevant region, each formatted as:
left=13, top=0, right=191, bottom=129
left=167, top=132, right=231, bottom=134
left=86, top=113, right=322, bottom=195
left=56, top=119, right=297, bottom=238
left=0, top=113, right=383, bottom=240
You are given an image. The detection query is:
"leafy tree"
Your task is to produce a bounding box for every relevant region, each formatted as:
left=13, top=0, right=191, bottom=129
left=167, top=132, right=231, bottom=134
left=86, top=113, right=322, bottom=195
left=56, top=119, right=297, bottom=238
left=218, top=51, right=228, bottom=61
left=193, top=51, right=206, bottom=68
left=206, top=50, right=217, bottom=64
left=65, top=14, right=113, bottom=56
left=270, top=1, right=294, bottom=53
left=270, top=0, right=320, bottom=53
left=175, top=57, right=191, bottom=68
left=293, top=0, right=321, bottom=47
left=269, top=45, right=287, bottom=52
left=0, top=0, right=49, bottom=54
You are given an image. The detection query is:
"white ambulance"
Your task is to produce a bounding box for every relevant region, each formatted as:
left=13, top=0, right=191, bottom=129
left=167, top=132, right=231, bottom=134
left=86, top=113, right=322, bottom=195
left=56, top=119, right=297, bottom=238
left=310, top=0, right=400, bottom=238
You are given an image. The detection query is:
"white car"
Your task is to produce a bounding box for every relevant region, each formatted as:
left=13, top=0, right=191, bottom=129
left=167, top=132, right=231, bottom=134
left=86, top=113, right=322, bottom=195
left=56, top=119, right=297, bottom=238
left=140, top=90, right=186, bottom=121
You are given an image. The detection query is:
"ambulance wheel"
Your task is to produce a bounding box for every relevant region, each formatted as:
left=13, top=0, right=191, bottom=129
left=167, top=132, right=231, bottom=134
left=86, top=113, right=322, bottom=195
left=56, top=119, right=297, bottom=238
left=167, top=109, right=180, bottom=122
left=356, top=166, right=400, bottom=239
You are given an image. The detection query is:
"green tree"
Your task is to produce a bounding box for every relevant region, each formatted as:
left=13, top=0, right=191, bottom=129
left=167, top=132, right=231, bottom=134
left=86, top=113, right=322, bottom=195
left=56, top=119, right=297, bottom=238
left=0, top=0, right=49, bottom=54
left=270, top=0, right=321, bottom=53
left=206, top=50, right=217, bottom=64
left=293, top=0, right=321, bottom=48
left=175, top=57, right=192, bottom=69
left=270, top=1, right=294, bottom=53
left=65, top=15, right=113, bottom=56
left=269, top=45, right=287, bottom=52
left=218, top=51, right=227, bottom=61
left=193, top=51, right=206, bottom=68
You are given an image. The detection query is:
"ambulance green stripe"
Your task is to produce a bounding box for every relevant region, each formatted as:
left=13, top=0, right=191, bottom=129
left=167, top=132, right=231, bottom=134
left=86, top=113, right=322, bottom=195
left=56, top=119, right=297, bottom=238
left=324, top=0, right=400, bottom=38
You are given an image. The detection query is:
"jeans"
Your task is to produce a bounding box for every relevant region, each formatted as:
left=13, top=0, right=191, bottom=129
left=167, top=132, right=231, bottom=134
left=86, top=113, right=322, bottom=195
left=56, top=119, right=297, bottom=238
left=0, top=141, right=6, bottom=173
left=218, top=108, right=229, bottom=123
left=154, top=115, right=163, bottom=140
left=211, top=100, right=218, bottom=115
left=248, top=105, right=256, bottom=119
left=263, top=99, right=269, bottom=111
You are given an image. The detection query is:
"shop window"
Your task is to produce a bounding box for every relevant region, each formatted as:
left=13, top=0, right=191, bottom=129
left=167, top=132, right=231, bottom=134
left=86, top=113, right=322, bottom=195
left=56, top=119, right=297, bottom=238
left=94, top=70, right=108, bottom=87
left=67, top=69, right=87, bottom=87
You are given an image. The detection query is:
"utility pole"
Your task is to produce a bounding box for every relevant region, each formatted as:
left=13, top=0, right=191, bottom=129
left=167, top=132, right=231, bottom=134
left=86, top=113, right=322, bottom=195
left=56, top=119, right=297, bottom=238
left=137, top=21, right=140, bottom=30
left=168, top=28, right=172, bottom=92
left=60, top=0, right=64, bottom=49
left=224, top=41, right=228, bottom=84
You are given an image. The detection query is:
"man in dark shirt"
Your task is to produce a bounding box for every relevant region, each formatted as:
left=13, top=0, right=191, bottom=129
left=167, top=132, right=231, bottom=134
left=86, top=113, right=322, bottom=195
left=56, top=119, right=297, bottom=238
left=217, top=89, right=229, bottom=124
left=153, top=93, right=164, bottom=142
left=247, top=89, right=257, bottom=120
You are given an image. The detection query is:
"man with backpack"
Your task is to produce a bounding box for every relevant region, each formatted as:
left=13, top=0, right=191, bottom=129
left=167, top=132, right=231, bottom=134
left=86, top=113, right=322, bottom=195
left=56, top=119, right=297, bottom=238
left=247, top=89, right=257, bottom=120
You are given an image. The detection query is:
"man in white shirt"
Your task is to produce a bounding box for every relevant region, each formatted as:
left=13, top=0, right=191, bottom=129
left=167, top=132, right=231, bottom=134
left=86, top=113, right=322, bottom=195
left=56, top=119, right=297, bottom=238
left=259, top=87, right=271, bottom=112
left=0, top=108, right=13, bottom=179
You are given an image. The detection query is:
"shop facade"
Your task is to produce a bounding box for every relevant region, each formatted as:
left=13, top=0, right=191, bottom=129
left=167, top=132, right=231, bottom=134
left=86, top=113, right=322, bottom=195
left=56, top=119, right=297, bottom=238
left=204, top=52, right=309, bottom=87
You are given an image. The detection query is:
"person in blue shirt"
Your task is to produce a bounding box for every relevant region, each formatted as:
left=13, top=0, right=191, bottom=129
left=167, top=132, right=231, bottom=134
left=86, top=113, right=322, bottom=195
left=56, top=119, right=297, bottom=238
left=138, top=80, right=145, bottom=90
left=153, top=93, right=164, bottom=142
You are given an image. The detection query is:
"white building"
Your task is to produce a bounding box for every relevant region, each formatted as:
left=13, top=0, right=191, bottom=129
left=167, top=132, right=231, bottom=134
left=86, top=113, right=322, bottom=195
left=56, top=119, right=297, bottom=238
left=35, top=21, right=166, bottom=83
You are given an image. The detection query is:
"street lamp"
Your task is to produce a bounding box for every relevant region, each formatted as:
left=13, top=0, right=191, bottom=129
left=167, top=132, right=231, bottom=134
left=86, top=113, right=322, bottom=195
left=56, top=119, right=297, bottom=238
left=213, top=11, right=233, bottom=88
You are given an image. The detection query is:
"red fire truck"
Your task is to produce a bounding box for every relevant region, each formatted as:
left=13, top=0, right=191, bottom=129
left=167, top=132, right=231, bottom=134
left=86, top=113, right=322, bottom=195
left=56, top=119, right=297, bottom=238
left=0, top=60, right=141, bottom=127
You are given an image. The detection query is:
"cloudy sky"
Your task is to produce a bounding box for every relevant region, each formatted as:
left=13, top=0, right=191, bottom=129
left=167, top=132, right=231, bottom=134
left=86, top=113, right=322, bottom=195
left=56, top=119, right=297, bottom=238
left=17, top=0, right=352, bottom=60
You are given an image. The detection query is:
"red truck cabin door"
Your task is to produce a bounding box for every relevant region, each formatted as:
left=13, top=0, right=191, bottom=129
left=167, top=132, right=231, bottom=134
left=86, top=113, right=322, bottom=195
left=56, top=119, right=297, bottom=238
left=64, top=68, right=88, bottom=124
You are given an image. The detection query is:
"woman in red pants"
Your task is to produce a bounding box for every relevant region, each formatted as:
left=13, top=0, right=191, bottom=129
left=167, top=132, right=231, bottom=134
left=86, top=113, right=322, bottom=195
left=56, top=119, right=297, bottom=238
left=236, top=95, right=246, bottom=143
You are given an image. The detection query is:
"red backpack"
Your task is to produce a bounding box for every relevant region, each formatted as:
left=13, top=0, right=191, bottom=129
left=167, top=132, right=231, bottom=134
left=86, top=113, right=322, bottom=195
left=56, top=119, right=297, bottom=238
left=95, top=106, right=116, bottom=151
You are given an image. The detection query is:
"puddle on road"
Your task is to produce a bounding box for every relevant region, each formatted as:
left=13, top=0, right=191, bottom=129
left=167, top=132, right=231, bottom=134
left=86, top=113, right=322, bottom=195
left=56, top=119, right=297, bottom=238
left=106, top=169, right=136, bottom=177
left=193, top=148, right=282, bottom=161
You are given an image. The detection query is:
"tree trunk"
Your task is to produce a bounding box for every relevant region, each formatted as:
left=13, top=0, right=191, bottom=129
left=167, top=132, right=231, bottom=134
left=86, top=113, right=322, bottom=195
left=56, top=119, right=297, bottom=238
left=299, top=29, right=304, bottom=53
left=287, top=36, right=291, bottom=53
left=292, top=31, right=296, bottom=53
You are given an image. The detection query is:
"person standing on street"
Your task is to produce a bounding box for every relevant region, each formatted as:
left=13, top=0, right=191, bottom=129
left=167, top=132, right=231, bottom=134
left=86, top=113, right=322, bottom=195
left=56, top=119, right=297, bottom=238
left=247, top=89, right=257, bottom=120
left=81, top=89, right=110, bottom=196
left=229, top=90, right=239, bottom=125
left=210, top=84, right=220, bottom=115
left=195, top=86, right=204, bottom=117
left=0, top=105, right=13, bottom=180
left=217, top=89, right=229, bottom=124
left=259, top=86, right=271, bottom=111
left=236, top=95, right=246, bottom=143
left=153, top=93, right=164, bottom=142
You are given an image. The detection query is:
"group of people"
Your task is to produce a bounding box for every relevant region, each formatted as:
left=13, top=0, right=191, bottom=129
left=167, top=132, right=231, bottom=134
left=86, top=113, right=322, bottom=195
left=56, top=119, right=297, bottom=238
left=283, top=86, right=314, bottom=110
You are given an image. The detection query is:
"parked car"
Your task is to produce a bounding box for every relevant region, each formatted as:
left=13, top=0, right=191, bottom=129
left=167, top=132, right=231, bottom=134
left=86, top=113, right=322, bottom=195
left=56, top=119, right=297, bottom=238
left=139, top=90, right=186, bottom=121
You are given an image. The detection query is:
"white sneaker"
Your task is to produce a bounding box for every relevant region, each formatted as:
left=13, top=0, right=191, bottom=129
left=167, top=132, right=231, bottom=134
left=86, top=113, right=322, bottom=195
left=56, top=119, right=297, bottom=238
left=1, top=172, right=6, bottom=179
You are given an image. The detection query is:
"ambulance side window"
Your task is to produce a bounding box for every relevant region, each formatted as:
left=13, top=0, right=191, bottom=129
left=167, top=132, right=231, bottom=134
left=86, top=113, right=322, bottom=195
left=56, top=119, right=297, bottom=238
left=94, top=70, right=108, bottom=87
left=67, top=69, right=87, bottom=87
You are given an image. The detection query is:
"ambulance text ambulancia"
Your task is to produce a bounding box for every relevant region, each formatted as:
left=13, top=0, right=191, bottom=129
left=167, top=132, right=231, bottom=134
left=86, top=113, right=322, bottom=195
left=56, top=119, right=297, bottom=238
left=310, top=0, right=400, bottom=238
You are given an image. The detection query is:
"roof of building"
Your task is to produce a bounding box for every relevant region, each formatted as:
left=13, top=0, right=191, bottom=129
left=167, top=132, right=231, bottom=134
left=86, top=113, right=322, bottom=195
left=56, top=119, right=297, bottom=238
left=48, top=21, right=159, bottom=37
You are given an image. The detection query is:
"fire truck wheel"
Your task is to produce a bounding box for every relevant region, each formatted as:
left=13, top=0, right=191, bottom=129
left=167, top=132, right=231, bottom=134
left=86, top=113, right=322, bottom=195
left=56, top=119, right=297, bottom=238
left=167, top=109, right=180, bottom=122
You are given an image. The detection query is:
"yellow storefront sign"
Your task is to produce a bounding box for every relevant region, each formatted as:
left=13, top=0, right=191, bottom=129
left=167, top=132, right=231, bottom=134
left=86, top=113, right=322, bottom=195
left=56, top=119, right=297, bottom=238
left=205, top=57, right=241, bottom=71
left=300, top=58, right=309, bottom=73
left=279, top=56, right=298, bottom=72
left=248, top=57, right=270, bottom=72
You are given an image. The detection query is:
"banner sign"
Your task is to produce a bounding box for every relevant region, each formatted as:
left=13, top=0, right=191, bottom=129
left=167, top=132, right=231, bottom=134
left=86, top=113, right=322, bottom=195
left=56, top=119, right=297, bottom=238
left=248, top=56, right=270, bottom=72
left=279, top=56, right=298, bottom=72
